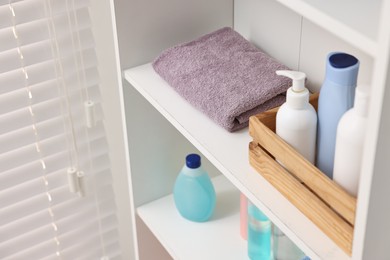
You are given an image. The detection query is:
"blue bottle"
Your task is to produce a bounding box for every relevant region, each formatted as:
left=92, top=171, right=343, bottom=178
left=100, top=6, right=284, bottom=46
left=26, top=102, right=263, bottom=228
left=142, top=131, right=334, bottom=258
left=173, top=154, right=216, bottom=222
left=247, top=201, right=272, bottom=260
left=316, top=52, right=359, bottom=179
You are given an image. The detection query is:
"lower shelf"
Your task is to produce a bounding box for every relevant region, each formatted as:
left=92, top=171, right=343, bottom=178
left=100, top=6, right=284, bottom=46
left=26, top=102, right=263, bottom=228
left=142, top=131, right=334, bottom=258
left=137, top=175, right=247, bottom=259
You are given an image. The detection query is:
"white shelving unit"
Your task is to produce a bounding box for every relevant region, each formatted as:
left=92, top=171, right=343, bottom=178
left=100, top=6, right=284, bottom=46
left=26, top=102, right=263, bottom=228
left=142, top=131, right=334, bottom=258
left=137, top=175, right=247, bottom=260
left=124, top=63, right=348, bottom=259
left=101, top=0, right=390, bottom=259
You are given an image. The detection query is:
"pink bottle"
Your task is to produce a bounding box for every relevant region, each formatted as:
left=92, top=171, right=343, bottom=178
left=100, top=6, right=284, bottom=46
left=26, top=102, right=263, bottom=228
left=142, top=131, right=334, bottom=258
left=240, top=193, right=248, bottom=240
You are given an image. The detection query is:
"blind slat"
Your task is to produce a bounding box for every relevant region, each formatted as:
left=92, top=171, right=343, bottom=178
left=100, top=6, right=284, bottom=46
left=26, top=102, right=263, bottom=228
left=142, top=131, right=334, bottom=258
left=0, top=183, right=115, bottom=230
left=0, top=7, right=91, bottom=53
left=0, top=172, right=114, bottom=228
left=0, top=115, right=105, bottom=155
left=62, top=230, right=120, bottom=260
left=1, top=214, right=117, bottom=260
left=0, top=186, right=73, bottom=226
left=1, top=195, right=116, bottom=244
left=0, top=162, right=113, bottom=209
left=0, top=152, right=69, bottom=191
left=0, top=48, right=97, bottom=96
left=0, top=0, right=90, bottom=30
left=0, top=98, right=61, bottom=135
left=0, top=76, right=100, bottom=116
left=0, top=133, right=68, bottom=173
left=0, top=116, right=65, bottom=155
left=0, top=137, right=108, bottom=194
left=9, top=225, right=119, bottom=260
left=0, top=145, right=110, bottom=193
left=0, top=30, right=95, bottom=74
left=0, top=96, right=103, bottom=136
left=0, top=63, right=99, bottom=96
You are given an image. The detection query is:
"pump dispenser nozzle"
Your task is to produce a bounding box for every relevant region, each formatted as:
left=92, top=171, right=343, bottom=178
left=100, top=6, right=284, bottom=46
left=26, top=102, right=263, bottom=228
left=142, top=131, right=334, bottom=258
left=276, top=70, right=306, bottom=92
left=276, top=70, right=309, bottom=109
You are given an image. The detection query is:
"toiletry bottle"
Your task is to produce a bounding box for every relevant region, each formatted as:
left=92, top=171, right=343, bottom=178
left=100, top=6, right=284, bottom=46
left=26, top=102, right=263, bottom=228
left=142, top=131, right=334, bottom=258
left=333, top=87, right=369, bottom=196
left=173, top=153, right=216, bottom=222
left=316, top=52, right=359, bottom=178
left=275, top=70, right=317, bottom=164
left=240, top=193, right=248, bottom=240
left=272, top=224, right=305, bottom=260
left=247, top=201, right=272, bottom=260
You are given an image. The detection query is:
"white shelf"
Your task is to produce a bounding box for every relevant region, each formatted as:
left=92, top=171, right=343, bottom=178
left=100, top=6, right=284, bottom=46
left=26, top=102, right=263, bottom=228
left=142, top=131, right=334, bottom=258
left=275, top=0, right=381, bottom=57
left=137, top=175, right=247, bottom=260
left=124, top=63, right=349, bottom=259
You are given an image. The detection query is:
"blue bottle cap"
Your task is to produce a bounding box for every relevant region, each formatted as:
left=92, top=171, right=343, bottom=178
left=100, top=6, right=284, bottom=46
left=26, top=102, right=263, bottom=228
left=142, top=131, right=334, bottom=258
left=329, top=53, right=358, bottom=68
left=186, top=154, right=201, bottom=169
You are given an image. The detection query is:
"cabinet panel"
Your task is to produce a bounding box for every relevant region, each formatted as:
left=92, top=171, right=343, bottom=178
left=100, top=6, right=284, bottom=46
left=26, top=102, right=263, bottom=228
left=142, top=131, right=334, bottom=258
left=272, top=0, right=382, bottom=56
left=124, top=83, right=221, bottom=207
left=136, top=216, right=172, bottom=260
left=114, top=0, right=233, bottom=69
left=89, top=1, right=137, bottom=259
left=360, top=80, right=390, bottom=259
left=234, top=0, right=374, bottom=94
left=299, top=19, right=374, bottom=92
left=234, top=0, right=302, bottom=70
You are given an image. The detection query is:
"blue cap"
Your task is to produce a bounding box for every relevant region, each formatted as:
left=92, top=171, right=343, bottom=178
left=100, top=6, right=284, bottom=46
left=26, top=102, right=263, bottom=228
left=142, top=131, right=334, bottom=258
left=325, top=52, right=359, bottom=86
left=186, top=154, right=201, bottom=169
left=329, top=53, right=358, bottom=68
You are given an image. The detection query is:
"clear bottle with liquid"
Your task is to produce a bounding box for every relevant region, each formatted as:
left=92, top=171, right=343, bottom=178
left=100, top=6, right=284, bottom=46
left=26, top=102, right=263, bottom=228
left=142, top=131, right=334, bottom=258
left=247, top=201, right=272, bottom=260
left=272, top=225, right=305, bottom=260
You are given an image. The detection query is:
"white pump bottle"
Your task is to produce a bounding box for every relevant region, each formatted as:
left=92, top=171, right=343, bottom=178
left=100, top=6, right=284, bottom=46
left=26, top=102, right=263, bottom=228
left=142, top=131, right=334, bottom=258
left=276, top=70, right=317, bottom=163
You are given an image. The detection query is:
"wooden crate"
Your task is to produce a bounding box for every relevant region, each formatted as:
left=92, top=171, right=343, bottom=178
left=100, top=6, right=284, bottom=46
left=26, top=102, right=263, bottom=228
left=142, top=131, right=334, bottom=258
left=248, top=93, right=356, bottom=255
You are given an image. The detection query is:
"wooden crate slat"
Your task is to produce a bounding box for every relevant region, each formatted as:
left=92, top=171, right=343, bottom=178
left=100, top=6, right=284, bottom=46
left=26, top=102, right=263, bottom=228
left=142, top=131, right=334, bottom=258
left=249, top=142, right=353, bottom=255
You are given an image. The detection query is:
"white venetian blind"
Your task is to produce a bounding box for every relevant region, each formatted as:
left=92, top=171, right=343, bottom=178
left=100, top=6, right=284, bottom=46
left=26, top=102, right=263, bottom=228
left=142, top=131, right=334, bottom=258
left=0, top=0, right=121, bottom=259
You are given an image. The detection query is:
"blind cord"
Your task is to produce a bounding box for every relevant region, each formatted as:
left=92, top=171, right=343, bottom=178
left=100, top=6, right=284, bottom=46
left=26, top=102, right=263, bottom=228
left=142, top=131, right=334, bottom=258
left=297, top=16, right=303, bottom=71
left=66, top=0, right=107, bottom=256
left=45, top=0, right=80, bottom=170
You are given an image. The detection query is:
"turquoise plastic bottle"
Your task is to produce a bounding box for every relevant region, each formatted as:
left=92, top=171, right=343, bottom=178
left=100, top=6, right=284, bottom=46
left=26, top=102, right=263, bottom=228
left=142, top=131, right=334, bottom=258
left=247, top=201, right=272, bottom=260
left=316, top=52, right=359, bottom=179
left=173, top=154, right=216, bottom=222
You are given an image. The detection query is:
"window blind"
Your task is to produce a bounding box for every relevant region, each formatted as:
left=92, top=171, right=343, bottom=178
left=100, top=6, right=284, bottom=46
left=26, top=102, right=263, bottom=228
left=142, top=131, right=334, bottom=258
left=0, top=0, right=121, bottom=259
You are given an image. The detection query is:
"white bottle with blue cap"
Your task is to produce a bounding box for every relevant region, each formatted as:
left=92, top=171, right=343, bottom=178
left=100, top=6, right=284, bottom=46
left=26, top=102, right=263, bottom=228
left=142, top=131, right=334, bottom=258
left=275, top=70, right=317, bottom=164
left=173, top=153, right=216, bottom=222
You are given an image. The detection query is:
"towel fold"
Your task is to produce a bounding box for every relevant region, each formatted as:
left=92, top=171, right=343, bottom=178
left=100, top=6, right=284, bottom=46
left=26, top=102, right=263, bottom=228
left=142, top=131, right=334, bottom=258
left=152, top=27, right=290, bottom=132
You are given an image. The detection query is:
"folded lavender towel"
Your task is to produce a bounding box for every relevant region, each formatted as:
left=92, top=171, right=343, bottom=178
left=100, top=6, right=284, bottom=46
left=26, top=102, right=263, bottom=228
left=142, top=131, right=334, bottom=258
left=152, top=27, right=290, bottom=132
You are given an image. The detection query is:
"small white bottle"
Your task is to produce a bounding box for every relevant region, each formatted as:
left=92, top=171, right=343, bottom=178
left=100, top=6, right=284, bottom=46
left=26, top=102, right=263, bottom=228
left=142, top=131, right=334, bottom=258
left=276, top=70, right=317, bottom=164
left=333, top=87, right=370, bottom=197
